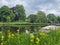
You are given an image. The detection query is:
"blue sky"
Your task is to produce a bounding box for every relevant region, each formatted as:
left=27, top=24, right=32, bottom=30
left=0, top=0, right=60, bottom=16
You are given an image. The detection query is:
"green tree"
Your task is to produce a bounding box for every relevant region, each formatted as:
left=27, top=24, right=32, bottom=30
left=28, top=14, right=37, bottom=23
left=47, top=14, right=56, bottom=23
left=37, top=11, right=47, bottom=23
left=11, top=5, right=26, bottom=21
left=0, top=5, right=15, bottom=22
left=57, top=16, right=60, bottom=23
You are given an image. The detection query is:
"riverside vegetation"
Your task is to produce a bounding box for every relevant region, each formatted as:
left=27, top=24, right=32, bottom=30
left=0, top=28, right=60, bottom=45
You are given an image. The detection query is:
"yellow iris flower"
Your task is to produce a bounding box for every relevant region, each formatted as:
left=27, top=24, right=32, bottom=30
left=1, top=35, right=4, bottom=40
left=30, top=34, right=35, bottom=39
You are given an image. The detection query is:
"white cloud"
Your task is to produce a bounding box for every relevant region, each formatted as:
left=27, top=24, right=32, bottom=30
left=0, top=0, right=8, bottom=7
left=0, top=0, right=60, bottom=16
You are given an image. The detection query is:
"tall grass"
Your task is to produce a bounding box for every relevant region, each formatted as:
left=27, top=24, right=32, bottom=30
left=0, top=29, right=60, bottom=45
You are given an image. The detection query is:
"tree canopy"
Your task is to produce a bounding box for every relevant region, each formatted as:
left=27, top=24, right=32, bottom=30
left=11, top=5, right=26, bottom=21
left=36, top=11, right=48, bottom=23
left=0, top=5, right=60, bottom=24
left=57, top=16, right=60, bottom=23
left=0, top=6, right=15, bottom=22
left=28, top=14, right=37, bottom=23
left=47, top=14, right=56, bottom=23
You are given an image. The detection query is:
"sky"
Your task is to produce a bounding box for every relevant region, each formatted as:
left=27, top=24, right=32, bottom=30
left=0, top=0, right=60, bottom=16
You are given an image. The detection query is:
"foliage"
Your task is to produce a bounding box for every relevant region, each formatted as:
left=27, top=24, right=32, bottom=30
left=57, top=16, right=60, bottom=23
left=37, top=11, right=48, bottom=23
left=47, top=14, right=57, bottom=23
left=0, top=5, right=15, bottom=22
left=0, top=5, right=60, bottom=24
left=0, top=29, right=60, bottom=45
left=28, top=14, right=37, bottom=23
left=11, top=5, right=26, bottom=21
